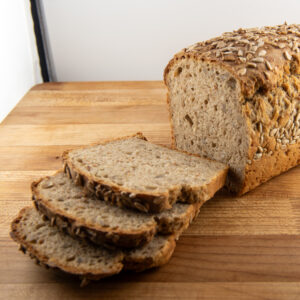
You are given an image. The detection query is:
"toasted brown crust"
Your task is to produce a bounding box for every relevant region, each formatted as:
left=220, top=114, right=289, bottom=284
left=62, top=133, right=228, bottom=213
left=164, top=24, right=300, bottom=195
left=31, top=172, right=201, bottom=248
left=123, top=235, right=176, bottom=272
left=10, top=207, right=176, bottom=285
left=240, top=142, right=300, bottom=195
left=155, top=202, right=201, bottom=238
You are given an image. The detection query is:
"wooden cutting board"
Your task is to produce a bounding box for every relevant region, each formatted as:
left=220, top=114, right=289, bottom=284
left=1, top=81, right=300, bottom=300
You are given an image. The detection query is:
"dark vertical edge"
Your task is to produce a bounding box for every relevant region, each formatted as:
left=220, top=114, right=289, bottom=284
left=29, top=0, right=50, bottom=82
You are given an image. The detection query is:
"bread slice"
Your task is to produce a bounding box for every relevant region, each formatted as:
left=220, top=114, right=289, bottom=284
left=62, top=133, right=228, bottom=213
left=10, top=207, right=176, bottom=285
left=31, top=171, right=201, bottom=248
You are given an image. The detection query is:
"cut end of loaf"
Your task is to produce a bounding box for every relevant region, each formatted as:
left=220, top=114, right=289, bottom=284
left=165, top=58, right=249, bottom=193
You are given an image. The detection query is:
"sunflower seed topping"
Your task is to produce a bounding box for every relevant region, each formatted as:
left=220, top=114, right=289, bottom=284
left=258, top=50, right=267, bottom=56
left=279, top=43, right=286, bottom=49
left=252, top=57, right=264, bottom=63
left=265, top=60, right=273, bottom=71
left=284, top=50, right=292, bottom=60
left=254, top=153, right=262, bottom=160
left=247, top=62, right=257, bottom=68
left=237, top=68, right=247, bottom=76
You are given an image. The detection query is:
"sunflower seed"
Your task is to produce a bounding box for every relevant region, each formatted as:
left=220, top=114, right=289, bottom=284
left=240, top=39, right=250, bottom=44
left=134, top=202, right=149, bottom=213
left=41, top=182, right=54, bottom=189
left=237, top=68, right=247, bottom=76
left=223, top=55, right=235, bottom=61
left=257, top=40, right=264, bottom=47
left=254, top=153, right=262, bottom=160
left=286, top=119, right=292, bottom=129
left=269, top=128, right=278, bottom=137
left=66, top=255, right=76, bottom=262
left=263, top=71, right=271, bottom=79
left=279, top=43, right=286, bottom=49
left=260, top=135, right=264, bottom=144
left=265, top=60, right=273, bottom=70
left=284, top=50, right=292, bottom=60
left=252, top=57, right=264, bottom=63
left=237, top=49, right=243, bottom=56
left=258, top=146, right=263, bottom=153
left=247, top=62, right=257, bottom=68
left=258, top=50, right=267, bottom=56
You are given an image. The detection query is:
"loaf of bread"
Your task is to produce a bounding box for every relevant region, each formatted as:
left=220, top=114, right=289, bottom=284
left=32, top=171, right=201, bottom=248
left=63, top=133, right=228, bottom=212
left=164, top=23, right=300, bottom=194
left=10, top=207, right=176, bottom=286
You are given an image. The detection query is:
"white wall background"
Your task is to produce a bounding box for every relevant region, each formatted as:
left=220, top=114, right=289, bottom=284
left=41, top=0, right=300, bottom=81
left=0, top=0, right=42, bottom=122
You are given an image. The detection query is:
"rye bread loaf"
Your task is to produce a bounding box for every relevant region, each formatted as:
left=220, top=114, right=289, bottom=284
left=164, top=23, right=300, bottom=195
left=62, top=133, right=228, bottom=213
left=31, top=171, right=201, bottom=248
left=10, top=207, right=176, bottom=286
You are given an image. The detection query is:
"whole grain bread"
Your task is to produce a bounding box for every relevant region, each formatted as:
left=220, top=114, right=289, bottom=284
left=164, top=23, right=300, bottom=195
left=31, top=171, right=201, bottom=248
left=62, top=133, right=228, bottom=213
left=10, top=207, right=176, bottom=286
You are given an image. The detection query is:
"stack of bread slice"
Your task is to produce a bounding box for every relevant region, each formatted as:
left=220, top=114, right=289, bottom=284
left=10, top=133, right=228, bottom=286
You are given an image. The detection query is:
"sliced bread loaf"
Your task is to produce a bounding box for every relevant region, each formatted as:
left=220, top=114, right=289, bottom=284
left=10, top=207, right=176, bottom=285
left=31, top=171, right=201, bottom=248
left=62, top=133, right=228, bottom=213
left=164, top=24, right=300, bottom=194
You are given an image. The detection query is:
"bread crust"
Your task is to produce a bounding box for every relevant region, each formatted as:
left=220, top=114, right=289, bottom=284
left=123, top=235, right=176, bottom=272
left=10, top=207, right=176, bottom=285
left=62, top=133, right=228, bottom=213
left=164, top=23, right=300, bottom=195
left=31, top=172, right=201, bottom=248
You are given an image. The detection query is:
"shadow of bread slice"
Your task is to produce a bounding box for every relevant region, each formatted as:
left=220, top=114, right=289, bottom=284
left=32, top=171, right=201, bottom=248
left=62, top=133, right=228, bottom=213
left=10, top=207, right=176, bottom=286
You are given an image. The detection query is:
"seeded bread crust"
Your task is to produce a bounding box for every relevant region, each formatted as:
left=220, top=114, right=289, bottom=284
left=31, top=172, right=201, bottom=248
left=164, top=23, right=300, bottom=195
left=62, top=133, right=228, bottom=213
left=10, top=207, right=176, bottom=286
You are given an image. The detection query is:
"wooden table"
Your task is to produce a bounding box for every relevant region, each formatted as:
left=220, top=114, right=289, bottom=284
left=1, top=81, right=300, bottom=299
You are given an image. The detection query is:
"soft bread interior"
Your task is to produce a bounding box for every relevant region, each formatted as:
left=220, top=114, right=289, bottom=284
left=166, top=58, right=249, bottom=192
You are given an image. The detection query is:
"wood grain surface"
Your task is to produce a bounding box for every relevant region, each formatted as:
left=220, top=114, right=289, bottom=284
left=1, top=81, right=300, bottom=300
